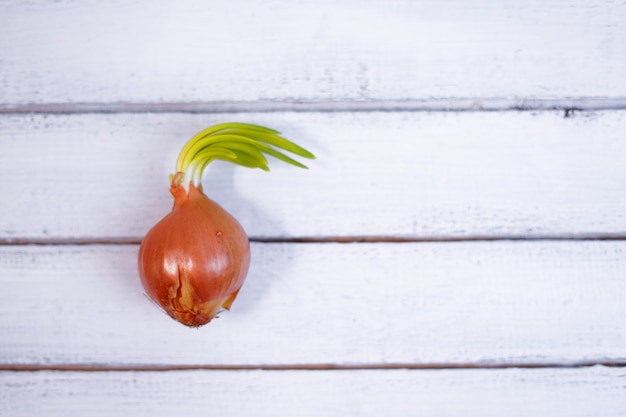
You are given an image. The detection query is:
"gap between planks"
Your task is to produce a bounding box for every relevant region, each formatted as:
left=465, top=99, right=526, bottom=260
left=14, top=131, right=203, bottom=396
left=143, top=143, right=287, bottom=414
left=1, top=235, right=626, bottom=246
left=2, top=361, right=625, bottom=373
left=2, top=98, right=626, bottom=115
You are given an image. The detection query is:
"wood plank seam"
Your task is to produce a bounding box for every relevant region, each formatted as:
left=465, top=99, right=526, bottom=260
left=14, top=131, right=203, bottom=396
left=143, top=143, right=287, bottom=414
left=2, top=99, right=626, bottom=115
left=2, top=235, right=626, bottom=245
left=2, top=362, right=625, bottom=372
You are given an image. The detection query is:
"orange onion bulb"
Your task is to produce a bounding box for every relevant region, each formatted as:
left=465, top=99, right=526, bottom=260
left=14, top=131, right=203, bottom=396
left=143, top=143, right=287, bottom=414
left=138, top=123, right=314, bottom=327
left=138, top=174, right=250, bottom=327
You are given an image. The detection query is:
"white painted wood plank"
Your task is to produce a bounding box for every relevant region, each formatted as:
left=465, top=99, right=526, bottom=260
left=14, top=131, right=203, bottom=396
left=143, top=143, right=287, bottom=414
left=1, top=0, right=625, bottom=105
left=1, top=242, right=625, bottom=366
left=1, top=367, right=625, bottom=417
left=1, top=111, right=626, bottom=240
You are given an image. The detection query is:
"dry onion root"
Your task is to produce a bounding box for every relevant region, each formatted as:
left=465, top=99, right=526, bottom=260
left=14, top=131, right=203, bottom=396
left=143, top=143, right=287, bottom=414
left=138, top=123, right=314, bottom=327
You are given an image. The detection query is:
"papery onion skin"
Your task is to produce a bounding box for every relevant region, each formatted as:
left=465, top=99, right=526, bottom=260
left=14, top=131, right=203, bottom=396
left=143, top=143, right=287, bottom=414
left=138, top=180, right=250, bottom=327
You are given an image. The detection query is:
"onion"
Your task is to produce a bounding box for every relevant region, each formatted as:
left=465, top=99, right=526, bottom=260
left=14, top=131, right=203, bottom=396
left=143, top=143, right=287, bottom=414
left=138, top=123, right=314, bottom=327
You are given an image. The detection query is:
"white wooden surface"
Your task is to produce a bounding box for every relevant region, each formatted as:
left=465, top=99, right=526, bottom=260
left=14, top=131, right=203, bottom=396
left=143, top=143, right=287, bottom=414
left=2, top=368, right=626, bottom=417
left=1, top=242, right=626, bottom=366
left=1, top=0, right=626, bottom=106
left=1, top=0, right=626, bottom=415
left=1, top=111, right=626, bottom=241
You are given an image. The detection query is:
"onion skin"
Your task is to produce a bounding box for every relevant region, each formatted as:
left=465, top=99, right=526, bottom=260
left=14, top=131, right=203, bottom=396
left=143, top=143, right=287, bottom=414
left=138, top=180, right=250, bottom=327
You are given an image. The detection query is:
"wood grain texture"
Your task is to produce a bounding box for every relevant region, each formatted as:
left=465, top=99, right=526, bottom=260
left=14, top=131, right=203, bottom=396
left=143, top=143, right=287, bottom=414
left=1, top=111, right=625, bottom=241
left=1, top=0, right=625, bottom=106
left=2, top=367, right=626, bottom=417
left=1, top=242, right=625, bottom=366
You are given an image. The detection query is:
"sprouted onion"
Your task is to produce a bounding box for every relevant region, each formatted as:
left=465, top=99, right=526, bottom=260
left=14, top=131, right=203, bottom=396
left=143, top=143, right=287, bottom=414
left=138, top=123, right=314, bottom=327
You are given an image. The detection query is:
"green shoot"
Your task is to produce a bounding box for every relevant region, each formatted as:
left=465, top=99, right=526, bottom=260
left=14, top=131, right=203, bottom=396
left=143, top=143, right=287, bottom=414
left=174, top=122, right=315, bottom=189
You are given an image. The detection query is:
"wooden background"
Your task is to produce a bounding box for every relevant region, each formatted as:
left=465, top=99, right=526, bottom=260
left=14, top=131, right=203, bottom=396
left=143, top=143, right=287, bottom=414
left=1, top=0, right=626, bottom=415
